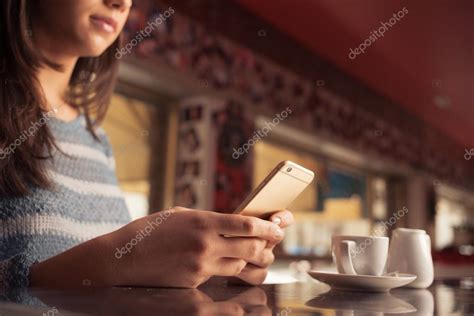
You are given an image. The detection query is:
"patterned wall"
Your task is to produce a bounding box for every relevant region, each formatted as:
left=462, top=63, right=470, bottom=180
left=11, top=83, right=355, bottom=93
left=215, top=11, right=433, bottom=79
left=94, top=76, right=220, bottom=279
left=122, top=1, right=474, bottom=191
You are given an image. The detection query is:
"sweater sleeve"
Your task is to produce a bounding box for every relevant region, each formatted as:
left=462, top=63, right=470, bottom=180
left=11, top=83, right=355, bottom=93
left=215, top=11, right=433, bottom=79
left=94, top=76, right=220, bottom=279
left=0, top=254, right=48, bottom=307
left=0, top=252, right=38, bottom=290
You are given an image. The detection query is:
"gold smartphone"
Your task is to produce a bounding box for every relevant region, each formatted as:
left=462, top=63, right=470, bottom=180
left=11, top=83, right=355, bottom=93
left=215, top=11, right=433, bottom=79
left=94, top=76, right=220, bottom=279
left=234, top=161, right=315, bottom=218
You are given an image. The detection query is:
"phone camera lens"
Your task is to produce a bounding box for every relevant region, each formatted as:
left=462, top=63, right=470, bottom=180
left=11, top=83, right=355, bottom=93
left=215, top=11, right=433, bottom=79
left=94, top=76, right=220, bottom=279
left=287, top=167, right=292, bottom=172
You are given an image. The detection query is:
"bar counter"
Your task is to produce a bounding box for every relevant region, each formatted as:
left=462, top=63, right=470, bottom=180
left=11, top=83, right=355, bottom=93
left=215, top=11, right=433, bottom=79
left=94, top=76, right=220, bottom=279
left=1, top=276, right=473, bottom=315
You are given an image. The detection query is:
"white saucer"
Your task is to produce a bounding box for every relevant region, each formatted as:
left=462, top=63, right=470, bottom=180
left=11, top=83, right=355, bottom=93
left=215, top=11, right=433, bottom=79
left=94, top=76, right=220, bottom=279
left=307, top=271, right=417, bottom=292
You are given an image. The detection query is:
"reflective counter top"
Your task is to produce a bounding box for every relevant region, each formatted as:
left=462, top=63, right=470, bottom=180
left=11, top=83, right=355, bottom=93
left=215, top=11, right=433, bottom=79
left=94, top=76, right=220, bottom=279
left=1, top=277, right=473, bottom=315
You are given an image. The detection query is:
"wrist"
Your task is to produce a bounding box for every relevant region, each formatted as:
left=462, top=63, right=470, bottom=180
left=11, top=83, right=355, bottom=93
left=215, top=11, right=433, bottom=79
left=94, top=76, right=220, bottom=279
left=29, top=232, right=121, bottom=288
left=96, top=231, right=122, bottom=287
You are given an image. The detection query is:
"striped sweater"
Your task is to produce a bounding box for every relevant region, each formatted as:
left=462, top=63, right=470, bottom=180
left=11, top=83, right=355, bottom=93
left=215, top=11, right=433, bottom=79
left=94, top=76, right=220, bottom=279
left=0, top=115, right=131, bottom=290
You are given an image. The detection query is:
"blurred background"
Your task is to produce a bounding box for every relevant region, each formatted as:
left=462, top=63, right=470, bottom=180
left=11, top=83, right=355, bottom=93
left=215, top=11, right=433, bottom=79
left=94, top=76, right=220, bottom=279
left=102, top=0, right=473, bottom=279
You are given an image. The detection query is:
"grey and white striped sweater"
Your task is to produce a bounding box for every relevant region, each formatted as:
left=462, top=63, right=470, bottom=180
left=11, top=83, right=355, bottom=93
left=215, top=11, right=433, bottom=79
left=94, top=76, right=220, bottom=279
left=0, top=115, right=131, bottom=290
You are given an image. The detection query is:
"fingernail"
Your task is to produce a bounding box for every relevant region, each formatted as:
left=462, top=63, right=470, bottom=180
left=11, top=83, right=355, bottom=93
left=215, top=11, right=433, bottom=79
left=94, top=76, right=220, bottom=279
left=275, top=227, right=284, bottom=239
left=272, top=216, right=282, bottom=226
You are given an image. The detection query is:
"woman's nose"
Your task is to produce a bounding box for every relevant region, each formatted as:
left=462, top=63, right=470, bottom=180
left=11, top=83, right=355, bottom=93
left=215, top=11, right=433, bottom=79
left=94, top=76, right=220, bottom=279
left=104, top=0, right=132, bottom=12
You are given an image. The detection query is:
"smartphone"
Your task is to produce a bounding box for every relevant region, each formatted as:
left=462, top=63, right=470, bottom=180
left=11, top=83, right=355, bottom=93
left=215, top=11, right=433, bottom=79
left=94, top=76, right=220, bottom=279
left=234, top=161, right=315, bottom=218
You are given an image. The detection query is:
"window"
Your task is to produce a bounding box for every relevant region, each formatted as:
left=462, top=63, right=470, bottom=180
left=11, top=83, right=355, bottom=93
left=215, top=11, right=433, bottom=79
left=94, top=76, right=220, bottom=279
left=102, top=93, right=155, bottom=220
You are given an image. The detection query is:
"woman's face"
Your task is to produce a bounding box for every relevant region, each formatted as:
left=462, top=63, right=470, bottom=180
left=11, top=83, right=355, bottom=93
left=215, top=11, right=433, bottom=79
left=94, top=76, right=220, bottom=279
left=34, top=0, right=132, bottom=57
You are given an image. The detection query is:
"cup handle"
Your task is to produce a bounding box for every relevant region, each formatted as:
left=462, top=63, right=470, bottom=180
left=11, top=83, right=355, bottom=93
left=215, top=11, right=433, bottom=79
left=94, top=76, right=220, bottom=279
left=340, top=240, right=357, bottom=275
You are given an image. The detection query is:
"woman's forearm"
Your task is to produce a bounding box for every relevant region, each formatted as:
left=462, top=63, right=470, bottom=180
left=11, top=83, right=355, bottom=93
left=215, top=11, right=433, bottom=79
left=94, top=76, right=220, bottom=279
left=28, top=209, right=290, bottom=289
left=29, top=232, right=119, bottom=288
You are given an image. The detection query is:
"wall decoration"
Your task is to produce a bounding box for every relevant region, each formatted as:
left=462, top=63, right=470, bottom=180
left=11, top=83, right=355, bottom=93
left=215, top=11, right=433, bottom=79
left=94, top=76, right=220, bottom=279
left=174, top=97, right=253, bottom=210
left=175, top=99, right=211, bottom=209
left=179, top=127, right=201, bottom=153
left=175, top=183, right=197, bottom=208
left=126, top=1, right=473, bottom=191
left=212, top=100, right=253, bottom=211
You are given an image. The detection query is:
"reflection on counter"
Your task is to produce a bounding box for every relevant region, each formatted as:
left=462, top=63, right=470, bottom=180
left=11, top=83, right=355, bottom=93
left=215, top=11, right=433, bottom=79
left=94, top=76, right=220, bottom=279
left=1, top=275, right=473, bottom=315
left=306, top=290, right=417, bottom=315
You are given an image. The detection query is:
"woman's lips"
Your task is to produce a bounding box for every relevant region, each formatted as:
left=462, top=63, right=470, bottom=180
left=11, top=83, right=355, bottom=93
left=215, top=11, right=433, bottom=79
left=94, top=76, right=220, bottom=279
left=90, top=15, right=117, bottom=33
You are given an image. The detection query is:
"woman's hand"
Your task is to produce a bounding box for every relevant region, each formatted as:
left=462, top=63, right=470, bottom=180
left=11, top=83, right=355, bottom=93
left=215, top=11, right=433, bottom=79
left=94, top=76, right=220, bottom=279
left=30, top=207, right=292, bottom=289
left=109, top=207, right=285, bottom=288
left=230, top=210, right=294, bottom=285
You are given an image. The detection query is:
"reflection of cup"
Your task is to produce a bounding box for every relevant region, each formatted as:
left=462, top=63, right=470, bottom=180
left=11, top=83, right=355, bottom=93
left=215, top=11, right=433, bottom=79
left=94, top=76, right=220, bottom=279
left=332, top=235, right=389, bottom=276
left=306, top=290, right=417, bottom=316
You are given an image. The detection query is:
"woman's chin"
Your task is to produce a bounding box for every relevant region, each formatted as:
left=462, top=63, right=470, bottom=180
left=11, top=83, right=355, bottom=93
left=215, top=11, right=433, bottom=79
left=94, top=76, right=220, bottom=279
left=81, top=38, right=116, bottom=57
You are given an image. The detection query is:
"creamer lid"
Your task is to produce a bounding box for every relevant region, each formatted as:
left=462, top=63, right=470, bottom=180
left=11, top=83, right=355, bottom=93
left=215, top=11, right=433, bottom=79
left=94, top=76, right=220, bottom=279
left=394, top=228, right=426, bottom=234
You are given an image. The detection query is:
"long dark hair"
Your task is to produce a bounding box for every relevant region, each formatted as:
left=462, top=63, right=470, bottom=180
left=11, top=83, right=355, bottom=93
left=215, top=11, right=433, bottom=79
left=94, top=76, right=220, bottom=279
left=0, top=0, right=122, bottom=197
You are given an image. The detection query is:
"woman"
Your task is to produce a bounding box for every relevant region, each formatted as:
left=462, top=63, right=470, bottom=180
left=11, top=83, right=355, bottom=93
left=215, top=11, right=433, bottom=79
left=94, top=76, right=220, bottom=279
left=0, top=0, right=293, bottom=290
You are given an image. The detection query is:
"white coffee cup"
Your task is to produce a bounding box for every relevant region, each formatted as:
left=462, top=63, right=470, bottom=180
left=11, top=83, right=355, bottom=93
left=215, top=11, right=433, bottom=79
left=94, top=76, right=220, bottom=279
left=332, top=235, right=389, bottom=276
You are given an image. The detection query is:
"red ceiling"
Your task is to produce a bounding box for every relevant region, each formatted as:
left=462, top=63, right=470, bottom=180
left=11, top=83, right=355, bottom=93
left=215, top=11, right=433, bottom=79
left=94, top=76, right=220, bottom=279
left=237, top=0, right=474, bottom=148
